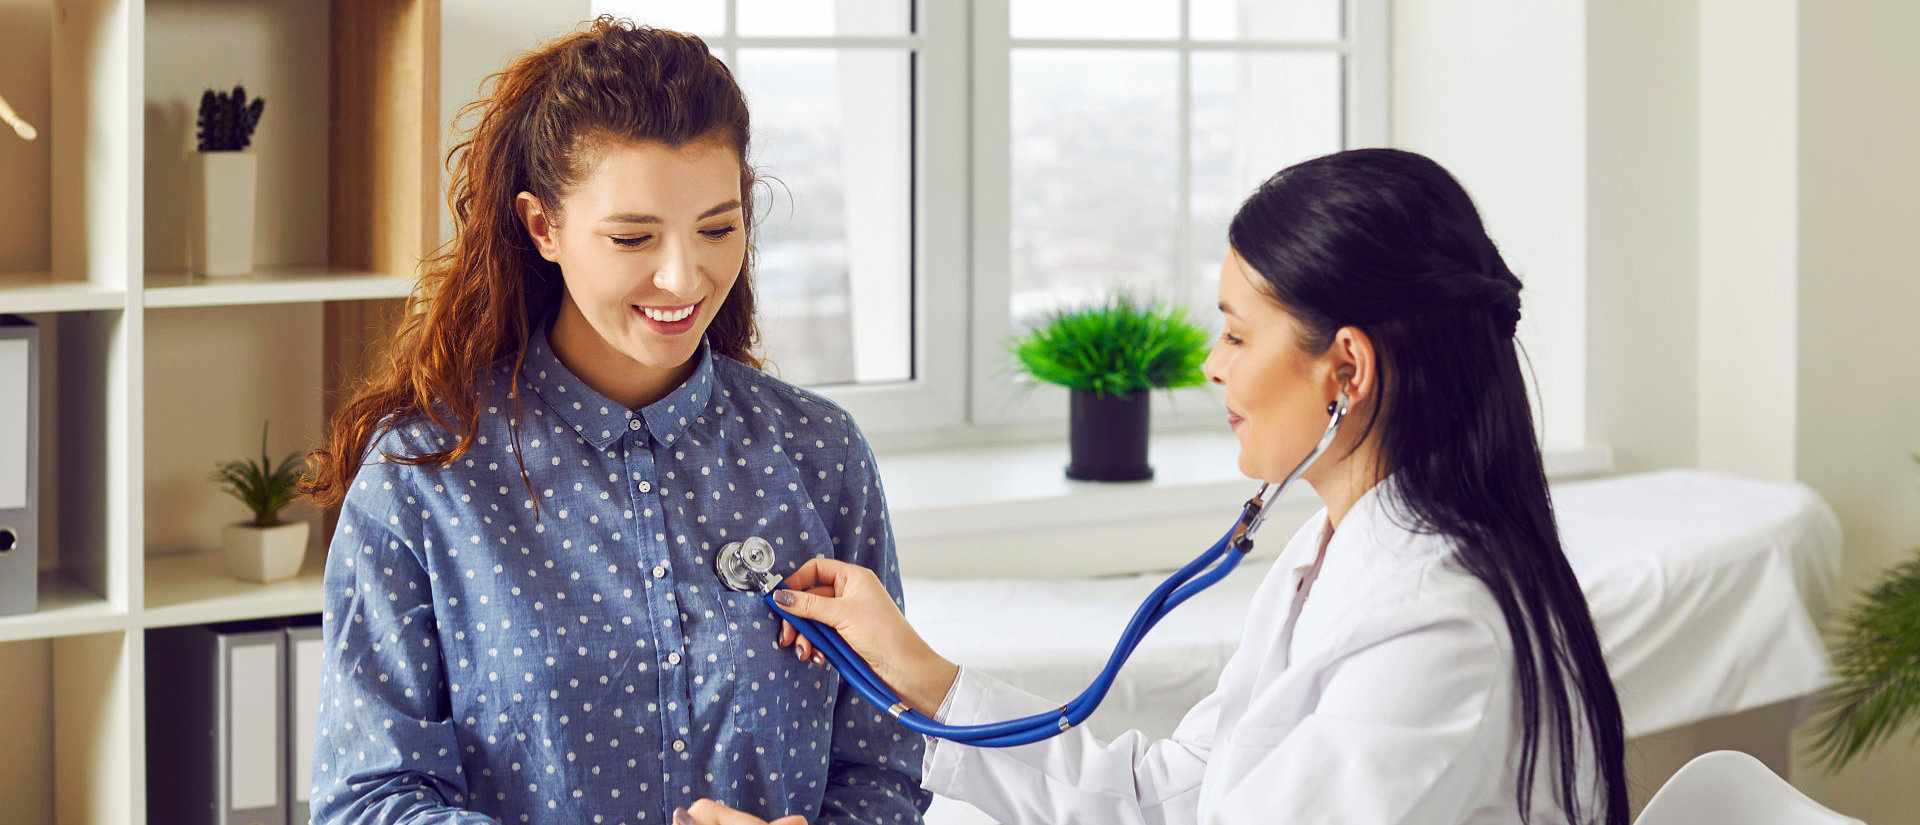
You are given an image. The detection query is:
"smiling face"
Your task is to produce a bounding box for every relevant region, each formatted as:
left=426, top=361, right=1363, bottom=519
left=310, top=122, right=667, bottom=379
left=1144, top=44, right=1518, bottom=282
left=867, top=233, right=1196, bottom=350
left=1203, top=249, right=1355, bottom=484
left=518, top=135, right=747, bottom=409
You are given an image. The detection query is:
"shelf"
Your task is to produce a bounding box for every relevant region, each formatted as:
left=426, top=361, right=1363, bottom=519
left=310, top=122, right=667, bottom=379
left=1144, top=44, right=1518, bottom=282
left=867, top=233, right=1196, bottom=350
left=0, top=571, right=125, bottom=644
left=0, top=272, right=126, bottom=314
left=143, top=267, right=417, bottom=308
left=142, top=550, right=324, bottom=629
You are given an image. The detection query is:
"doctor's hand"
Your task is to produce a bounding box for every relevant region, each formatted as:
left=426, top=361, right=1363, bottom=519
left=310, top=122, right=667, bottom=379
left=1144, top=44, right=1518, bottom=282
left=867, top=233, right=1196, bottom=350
left=774, top=558, right=961, bottom=716
left=674, top=800, right=805, bottom=825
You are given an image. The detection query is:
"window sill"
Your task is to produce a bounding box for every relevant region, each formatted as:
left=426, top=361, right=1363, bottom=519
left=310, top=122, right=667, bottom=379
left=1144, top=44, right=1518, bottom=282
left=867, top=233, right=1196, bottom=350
left=878, top=430, right=1616, bottom=544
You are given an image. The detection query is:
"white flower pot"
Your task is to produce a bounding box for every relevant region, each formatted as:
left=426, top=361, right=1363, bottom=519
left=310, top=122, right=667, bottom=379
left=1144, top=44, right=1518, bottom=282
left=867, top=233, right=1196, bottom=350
left=195, top=150, right=257, bottom=277
left=221, top=520, right=309, bottom=583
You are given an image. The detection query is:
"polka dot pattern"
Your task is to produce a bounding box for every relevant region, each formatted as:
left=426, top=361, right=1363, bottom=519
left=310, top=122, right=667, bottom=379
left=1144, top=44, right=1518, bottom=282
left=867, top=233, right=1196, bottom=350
left=310, top=332, right=932, bottom=824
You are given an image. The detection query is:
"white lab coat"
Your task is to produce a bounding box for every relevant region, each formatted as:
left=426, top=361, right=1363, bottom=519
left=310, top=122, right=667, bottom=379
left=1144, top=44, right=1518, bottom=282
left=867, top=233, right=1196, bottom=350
left=921, top=480, right=1587, bottom=825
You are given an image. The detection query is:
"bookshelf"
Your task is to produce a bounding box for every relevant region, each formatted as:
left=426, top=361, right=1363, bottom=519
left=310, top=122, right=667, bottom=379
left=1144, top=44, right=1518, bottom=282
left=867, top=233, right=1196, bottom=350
left=0, top=0, right=440, bottom=823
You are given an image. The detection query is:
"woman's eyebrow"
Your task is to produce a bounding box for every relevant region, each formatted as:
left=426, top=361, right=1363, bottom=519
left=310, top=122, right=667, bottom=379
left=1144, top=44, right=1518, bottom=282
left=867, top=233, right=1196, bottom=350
left=599, top=199, right=743, bottom=225
left=1218, top=302, right=1241, bottom=319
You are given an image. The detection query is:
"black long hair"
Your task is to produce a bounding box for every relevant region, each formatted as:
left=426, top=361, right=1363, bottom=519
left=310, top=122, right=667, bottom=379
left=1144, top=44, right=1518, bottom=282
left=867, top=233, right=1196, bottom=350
left=1229, top=148, right=1627, bottom=825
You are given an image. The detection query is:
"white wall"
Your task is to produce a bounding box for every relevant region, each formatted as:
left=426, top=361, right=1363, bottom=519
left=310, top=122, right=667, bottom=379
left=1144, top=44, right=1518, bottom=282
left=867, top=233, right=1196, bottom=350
left=1398, top=2, right=1920, bottom=816
left=1696, top=0, right=1798, bottom=481
left=1789, top=1, right=1920, bottom=819
left=1390, top=0, right=1588, bottom=451
left=1585, top=0, right=1700, bottom=474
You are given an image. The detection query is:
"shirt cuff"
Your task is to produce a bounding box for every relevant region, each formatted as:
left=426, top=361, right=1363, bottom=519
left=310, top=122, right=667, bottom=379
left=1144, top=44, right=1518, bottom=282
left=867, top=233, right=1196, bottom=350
left=933, top=666, right=965, bottom=723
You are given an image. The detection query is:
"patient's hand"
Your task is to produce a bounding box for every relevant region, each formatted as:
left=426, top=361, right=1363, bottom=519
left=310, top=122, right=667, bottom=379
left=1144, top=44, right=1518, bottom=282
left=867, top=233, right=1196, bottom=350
left=676, top=800, right=806, bottom=825
left=775, top=558, right=961, bottom=715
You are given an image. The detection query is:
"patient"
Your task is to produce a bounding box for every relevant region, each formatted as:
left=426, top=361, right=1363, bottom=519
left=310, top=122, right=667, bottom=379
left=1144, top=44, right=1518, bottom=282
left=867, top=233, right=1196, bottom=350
left=300, top=18, right=927, bottom=825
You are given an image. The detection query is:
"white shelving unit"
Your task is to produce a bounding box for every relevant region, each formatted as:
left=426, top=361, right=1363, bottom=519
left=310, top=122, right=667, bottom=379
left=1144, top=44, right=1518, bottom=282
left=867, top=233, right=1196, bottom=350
left=0, top=1, right=440, bottom=823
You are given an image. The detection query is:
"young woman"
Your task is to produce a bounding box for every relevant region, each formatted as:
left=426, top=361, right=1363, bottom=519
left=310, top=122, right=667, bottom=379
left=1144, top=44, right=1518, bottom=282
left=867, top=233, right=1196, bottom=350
left=704, top=149, right=1630, bottom=825
left=303, top=19, right=927, bottom=825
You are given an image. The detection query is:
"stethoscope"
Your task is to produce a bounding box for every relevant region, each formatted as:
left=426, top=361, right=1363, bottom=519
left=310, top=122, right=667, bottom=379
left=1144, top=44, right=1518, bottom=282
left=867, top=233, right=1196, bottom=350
left=716, top=392, right=1351, bottom=747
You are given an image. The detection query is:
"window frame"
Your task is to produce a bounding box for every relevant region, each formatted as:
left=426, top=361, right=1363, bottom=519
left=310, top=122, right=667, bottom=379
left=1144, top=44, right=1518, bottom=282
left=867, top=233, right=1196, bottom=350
left=642, top=1, right=1389, bottom=438
left=661, top=2, right=971, bottom=433
left=964, top=0, right=1390, bottom=428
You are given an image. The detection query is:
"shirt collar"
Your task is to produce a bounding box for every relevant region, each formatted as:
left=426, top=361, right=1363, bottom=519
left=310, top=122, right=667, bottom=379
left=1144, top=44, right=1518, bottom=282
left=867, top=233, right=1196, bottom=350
left=520, top=326, right=718, bottom=451
left=1325, top=475, right=1447, bottom=565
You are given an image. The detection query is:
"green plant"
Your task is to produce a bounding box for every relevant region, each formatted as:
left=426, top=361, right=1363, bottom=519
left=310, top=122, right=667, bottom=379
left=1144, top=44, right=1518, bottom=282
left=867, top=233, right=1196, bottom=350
left=196, top=85, right=265, bottom=151
left=1810, top=455, right=1920, bottom=771
left=1010, top=294, right=1211, bottom=397
left=212, top=422, right=305, bottom=528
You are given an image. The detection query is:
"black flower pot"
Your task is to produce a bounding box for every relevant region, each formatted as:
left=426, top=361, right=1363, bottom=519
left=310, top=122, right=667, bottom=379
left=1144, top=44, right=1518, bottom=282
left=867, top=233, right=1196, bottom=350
left=1066, top=389, right=1153, bottom=481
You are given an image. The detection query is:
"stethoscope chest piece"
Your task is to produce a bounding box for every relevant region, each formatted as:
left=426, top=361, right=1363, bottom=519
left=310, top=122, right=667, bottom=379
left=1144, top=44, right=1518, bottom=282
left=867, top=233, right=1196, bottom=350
left=717, top=535, right=781, bottom=593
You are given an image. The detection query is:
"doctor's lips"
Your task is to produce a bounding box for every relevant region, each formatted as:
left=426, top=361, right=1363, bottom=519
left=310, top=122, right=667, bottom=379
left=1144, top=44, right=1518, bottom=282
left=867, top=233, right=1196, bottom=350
left=633, top=299, right=703, bottom=335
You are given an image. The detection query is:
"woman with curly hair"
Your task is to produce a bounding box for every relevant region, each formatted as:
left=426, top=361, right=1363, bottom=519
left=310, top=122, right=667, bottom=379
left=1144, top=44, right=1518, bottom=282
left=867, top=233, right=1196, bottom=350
left=304, top=19, right=927, bottom=825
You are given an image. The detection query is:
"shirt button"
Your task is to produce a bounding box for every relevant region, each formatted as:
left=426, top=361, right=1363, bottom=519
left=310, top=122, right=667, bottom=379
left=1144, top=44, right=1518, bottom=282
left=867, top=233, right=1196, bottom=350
left=637, top=480, right=652, bottom=494
left=652, top=565, right=667, bottom=579
left=667, top=652, right=683, bottom=666
left=628, top=418, right=642, bottom=431
left=671, top=739, right=686, bottom=753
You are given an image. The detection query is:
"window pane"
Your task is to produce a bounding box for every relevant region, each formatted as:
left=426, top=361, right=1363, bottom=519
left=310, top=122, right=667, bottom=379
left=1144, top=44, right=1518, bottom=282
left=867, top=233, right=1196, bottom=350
left=1189, top=52, right=1343, bottom=304
left=591, top=0, right=725, bottom=36
left=1011, top=50, right=1179, bottom=325
left=1010, top=0, right=1178, bottom=40
left=1190, top=0, right=1343, bottom=41
left=737, top=0, right=912, bottom=37
left=735, top=49, right=914, bottom=386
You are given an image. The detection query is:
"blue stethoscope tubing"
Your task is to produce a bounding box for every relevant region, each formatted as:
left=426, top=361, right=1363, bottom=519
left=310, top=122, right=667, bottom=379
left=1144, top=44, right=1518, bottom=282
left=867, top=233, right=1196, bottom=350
left=766, top=392, right=1350, bottom=747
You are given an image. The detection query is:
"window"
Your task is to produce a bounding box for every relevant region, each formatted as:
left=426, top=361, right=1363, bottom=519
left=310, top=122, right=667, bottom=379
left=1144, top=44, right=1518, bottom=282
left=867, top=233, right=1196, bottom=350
left=591, top=1, right=1383, bottom=433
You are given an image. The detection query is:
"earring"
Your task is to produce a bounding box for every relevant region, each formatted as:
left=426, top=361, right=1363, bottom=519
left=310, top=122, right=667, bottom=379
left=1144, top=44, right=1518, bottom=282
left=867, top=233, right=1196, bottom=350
left=1326, top=400, right=1337, bottom=416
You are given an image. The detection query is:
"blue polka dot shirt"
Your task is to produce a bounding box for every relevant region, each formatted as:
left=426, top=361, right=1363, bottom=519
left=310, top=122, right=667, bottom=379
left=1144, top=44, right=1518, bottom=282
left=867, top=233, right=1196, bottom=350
left=310, top=328, right=930, bottom=825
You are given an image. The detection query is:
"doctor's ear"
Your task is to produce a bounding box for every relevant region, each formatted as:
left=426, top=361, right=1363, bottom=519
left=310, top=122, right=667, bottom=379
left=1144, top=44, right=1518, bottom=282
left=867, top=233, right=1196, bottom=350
left=1327, top=326, right=1377, bottom=405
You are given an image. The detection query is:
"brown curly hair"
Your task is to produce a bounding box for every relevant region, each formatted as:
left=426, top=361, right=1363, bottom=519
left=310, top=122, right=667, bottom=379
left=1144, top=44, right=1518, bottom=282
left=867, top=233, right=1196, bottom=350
left=305, top=17, right=760, bottom=510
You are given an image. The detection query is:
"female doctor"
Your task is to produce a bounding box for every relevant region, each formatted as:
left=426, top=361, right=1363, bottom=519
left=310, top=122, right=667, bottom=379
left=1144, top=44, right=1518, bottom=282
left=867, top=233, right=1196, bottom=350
left=682, top=148, right=1629, bottom=825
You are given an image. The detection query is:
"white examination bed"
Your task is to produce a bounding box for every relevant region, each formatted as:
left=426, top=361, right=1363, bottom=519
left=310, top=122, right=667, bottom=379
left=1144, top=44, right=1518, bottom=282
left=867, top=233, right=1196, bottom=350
left=902, top=470, right=1842, bottom=824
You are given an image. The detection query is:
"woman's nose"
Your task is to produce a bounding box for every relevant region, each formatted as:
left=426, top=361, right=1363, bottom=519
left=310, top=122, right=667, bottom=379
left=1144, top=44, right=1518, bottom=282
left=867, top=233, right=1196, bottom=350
left=653, top=239, right=699, bottom=295
left=1202, top=345, right=1227, bottom=385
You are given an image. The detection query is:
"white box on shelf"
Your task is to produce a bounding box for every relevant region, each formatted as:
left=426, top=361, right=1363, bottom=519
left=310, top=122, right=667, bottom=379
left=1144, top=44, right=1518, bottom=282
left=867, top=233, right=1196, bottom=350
left=194, top=151, right=258, bottom=277
left=0, top=316, right=38, bottom=616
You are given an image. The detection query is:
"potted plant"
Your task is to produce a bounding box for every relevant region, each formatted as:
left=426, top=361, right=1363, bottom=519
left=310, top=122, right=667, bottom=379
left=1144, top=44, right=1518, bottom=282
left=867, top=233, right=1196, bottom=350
left=211, top=422, right=308, bottom=583
left=1809, top=459, right=1920, bottom=772
left=1011, top=294, right=1212, bottom=481
left=194, top=85, right=265, bottom=277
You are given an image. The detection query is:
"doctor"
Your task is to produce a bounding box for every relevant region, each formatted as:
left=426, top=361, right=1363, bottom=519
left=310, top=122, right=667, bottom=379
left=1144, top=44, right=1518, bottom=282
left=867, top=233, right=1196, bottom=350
left=681, top=148, right=1629, bottom=825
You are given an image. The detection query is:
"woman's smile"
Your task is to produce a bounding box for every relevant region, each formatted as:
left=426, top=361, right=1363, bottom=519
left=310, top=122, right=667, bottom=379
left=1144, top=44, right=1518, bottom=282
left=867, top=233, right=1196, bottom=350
left=635, top=298, right=703, bottom=334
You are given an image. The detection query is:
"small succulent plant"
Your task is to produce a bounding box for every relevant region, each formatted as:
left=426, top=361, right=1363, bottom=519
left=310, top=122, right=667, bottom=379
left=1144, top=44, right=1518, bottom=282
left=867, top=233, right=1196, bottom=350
left=196, top=85, right=265, bottom=151
left=211, top=422, right=306, bottom=528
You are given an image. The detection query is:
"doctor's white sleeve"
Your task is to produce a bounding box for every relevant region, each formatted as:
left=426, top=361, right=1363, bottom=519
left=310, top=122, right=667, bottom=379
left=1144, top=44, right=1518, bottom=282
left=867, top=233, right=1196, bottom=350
left=921, top=615, right=1514, bottom=825
left=920, top=666, right=1222, bottom=825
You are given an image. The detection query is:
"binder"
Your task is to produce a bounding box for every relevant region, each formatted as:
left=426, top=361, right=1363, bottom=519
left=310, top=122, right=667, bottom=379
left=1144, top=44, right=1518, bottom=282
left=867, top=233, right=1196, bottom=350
left=284, top=616, right=323, bottom=825
left=0, top=316, right=38, bottom=616
left=148, top=620, right=290, bottom=825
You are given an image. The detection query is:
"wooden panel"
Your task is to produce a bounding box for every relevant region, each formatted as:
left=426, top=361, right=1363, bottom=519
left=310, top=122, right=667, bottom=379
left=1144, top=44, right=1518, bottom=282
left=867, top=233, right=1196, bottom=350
left=322, top=298, right=406, bottom=424
left=320, top=297, right=406, bottom=542
left=0, top=639, right=54, bottom=825
left=328, top=0, right=441, bottom=277
left=53, top=631, right=130, bottom=825
left=323, top=0, right=439, bottom=541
